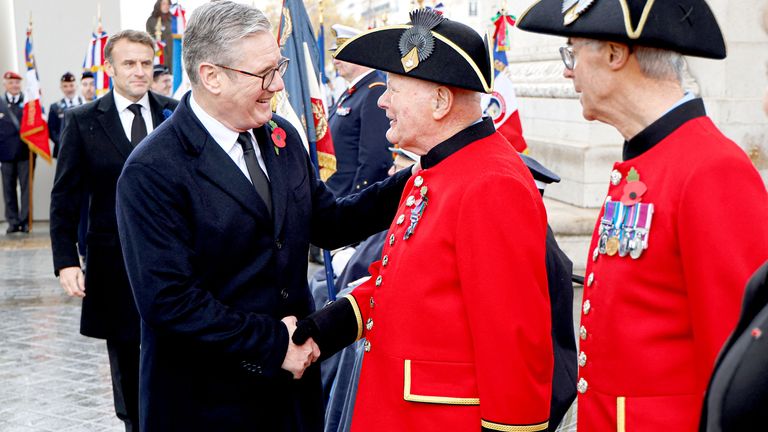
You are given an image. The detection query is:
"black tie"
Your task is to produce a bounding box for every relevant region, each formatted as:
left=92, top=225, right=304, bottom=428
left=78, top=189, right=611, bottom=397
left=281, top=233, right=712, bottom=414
left=127, top=104, right=147, bottom=147
left=237, top=132, right=272, bottom=217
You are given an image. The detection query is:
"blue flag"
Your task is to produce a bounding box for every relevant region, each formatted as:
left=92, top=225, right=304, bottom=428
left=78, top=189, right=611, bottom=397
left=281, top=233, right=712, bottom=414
left=317, top=23, right=327, bottom=84
left=278, top=0, right=321, bottom=167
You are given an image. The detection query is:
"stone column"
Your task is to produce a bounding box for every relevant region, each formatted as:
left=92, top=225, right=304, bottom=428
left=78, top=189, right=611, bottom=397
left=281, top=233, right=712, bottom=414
left=0, top=0, right=18, bottom=73
left=508, top=0, right=768, bottom=208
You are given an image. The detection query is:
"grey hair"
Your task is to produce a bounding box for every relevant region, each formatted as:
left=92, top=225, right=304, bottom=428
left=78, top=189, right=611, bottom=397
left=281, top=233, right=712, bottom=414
left=584, top=40, right=683, bottom=83
left=633, top=46, right=684, bottom=83
left=183, top=1, right=272, bottom=86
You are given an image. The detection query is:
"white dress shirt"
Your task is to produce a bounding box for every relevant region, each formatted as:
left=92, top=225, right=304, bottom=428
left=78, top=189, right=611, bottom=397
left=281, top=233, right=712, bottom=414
left=189, top=93, right=269, bottom=183
left=113, top=91, right=154, bottom=142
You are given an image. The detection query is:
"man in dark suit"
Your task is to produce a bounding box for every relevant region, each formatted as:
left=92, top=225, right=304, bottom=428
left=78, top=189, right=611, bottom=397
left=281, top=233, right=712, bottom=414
left=0, top=71, right=31, bottom=234
left=114, top=2, right=412, bottom=431
left=50, top=30, right=177, bottom=432
left=325, top=25, right=392, bottom=197
left=48, top=72, right=85, bottom=158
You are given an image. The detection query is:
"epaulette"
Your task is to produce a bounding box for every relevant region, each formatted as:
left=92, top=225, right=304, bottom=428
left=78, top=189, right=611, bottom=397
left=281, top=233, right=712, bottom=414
left=368, top=82, right=386, bottom=89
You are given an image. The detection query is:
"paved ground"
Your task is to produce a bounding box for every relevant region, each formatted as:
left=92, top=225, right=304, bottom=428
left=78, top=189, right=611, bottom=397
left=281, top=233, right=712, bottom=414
left=0, top=221, right=582, bottom=431
left=0, top=224, right=124, bottom=431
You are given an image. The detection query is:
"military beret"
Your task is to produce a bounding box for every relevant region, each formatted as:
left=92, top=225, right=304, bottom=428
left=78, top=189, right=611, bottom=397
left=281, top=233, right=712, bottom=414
left=329, top=24, right=362, bottom=52
left=520, top=154, right=561, bottom=190
left=3, top=71, right=21, bottom=80
left=516, top=0, right=726, bottom=59
left=81, top=71, right=95, bottom=80
left=333, top=8, right=494, bottom=93
left=153, top=64, right=170, bottom=78
left=61, top=72, right=76, bottom=82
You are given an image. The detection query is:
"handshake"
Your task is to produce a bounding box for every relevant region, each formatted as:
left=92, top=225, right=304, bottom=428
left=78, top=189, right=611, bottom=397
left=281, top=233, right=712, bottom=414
left=280, top=316, right=320, bottom=379
left=281, top=296, right=364, bottom=379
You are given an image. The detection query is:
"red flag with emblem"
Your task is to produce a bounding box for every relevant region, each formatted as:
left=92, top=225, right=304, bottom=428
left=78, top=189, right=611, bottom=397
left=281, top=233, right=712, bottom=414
left=20, top=25, right=51, bottom=163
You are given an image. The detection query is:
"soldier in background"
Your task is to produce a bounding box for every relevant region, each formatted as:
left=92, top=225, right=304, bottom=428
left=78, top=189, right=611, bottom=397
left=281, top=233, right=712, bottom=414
left=0, top=71, right=31, bottom=234
left=80, top=71, right=97, bottom=102
left=49, top=72, right=85, bottom=158
left=325, top=24, right=392, bottom=198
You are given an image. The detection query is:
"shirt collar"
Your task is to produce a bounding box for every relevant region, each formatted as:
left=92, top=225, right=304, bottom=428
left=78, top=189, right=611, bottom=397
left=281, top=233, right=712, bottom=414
left=190, top=92, right=250, bottom=153
left=421, top=117, right=495, bottom=169
left=623, top=97, right=706, bottom=161
left=6, top=92, right=20, bottom=103
left=113, top=90, right=150, bottom=114
left=348, top=69, right=375, bottom=89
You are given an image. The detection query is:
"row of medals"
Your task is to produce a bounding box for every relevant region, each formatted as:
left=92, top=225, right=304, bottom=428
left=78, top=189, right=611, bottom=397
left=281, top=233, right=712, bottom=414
left=597, top=197, right=654, bottom=259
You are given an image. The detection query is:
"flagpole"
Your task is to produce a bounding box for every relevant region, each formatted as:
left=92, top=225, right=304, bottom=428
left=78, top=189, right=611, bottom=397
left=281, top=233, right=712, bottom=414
left=27, top=14, right=34, bottom=232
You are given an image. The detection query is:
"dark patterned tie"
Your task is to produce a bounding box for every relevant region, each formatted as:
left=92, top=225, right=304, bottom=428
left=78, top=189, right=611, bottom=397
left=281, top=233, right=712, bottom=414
left=127, top=104, right=147, bottom=147
left=237, top=132, right=272, bottom=217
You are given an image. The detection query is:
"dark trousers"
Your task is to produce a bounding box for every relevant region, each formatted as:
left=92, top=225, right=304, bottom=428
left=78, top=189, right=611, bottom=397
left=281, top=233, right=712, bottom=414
left=1, top=159, right=31, bottom=227
left=106, top=339, right=140, bottom=432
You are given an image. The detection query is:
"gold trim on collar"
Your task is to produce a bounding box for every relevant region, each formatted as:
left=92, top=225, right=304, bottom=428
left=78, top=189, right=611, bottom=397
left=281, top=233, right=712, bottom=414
left=617, top=396, right=626, bottom=432
left=619, top=0, right=655, bottom=39
left=343, top=294, right=363, bottom=341
left=403, top=359, right=480, bottom=405
left=481, top=419, right=549, bottom=432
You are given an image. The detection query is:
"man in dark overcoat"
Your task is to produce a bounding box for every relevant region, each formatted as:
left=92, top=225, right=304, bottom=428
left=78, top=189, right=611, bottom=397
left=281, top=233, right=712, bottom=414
left=114, top=2, right=412, bottom=431
left=50, top=30, right=177, bottom=431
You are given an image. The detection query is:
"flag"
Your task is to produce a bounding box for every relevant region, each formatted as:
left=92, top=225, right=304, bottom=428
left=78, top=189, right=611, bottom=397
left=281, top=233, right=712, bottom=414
left=20, top=26, right=51, bottom=163
left=277, top=0, right=321, bottom=169
left=482, top=10, right=528, bottom=153
left=170, top=2, right=187, bottom=92
left=154, top=39, right=166, bottom=65
left=83, top=29, right=110, bottom=97
left=303, top=42, right=336, bottom=181
left=317, top=22, right=327, bottom=84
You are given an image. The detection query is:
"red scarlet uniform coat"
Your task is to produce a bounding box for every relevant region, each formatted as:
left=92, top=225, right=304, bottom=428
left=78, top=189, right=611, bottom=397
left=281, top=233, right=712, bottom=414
left=576, top=99, right=768, bottom=431
left=346, top=119, right=553, bottom=431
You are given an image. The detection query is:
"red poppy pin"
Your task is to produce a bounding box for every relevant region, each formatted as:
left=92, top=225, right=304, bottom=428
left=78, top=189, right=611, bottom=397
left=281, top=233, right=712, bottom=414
left=269, top=120, right=286, bottom=155
left=620, top=167, right=647, bottom=206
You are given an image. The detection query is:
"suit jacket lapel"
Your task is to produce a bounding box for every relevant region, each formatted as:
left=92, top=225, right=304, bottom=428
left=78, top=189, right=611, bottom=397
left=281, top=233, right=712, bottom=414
left=195, top=137, right=270, bottom=220
left=96, top=92, right=133, bottom=160
left=148, top=91, right=166, bottom=128
left=254, top=125, right=287, bottom=235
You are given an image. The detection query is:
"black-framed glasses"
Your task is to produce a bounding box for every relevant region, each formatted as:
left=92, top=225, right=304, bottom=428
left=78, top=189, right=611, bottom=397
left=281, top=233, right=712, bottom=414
left=559, top=45, right=575, bottom=70
left=215, top=57, right=290, bottom=89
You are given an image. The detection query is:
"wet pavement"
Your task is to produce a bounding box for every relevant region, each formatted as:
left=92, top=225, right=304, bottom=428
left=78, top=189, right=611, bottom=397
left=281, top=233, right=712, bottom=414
left=0, top=224, right=124, bottom=431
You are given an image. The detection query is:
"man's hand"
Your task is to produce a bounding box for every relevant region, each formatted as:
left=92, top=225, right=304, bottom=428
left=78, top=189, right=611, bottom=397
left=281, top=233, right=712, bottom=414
left=280, top=316, right=321, bottom=379
left=58, top=266, right=85, bottom=298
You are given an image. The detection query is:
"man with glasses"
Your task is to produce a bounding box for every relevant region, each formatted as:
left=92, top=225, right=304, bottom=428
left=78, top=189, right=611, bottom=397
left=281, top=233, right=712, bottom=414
left=114, top=2, right=413, bottom=431
left=517, top=1, right=768, bottom=430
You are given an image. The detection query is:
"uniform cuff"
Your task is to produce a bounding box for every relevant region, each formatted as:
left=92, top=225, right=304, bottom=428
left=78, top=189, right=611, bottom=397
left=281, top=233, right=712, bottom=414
left=481, top=419, right=549, bottom=432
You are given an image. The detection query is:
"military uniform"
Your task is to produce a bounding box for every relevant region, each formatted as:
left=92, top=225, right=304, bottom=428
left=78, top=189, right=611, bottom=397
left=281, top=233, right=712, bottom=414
left=296, top=12, right=554, bottom=431
left=325, top=70, right=391, bottom=197
left=0, top=75, right=32, bottom=233
left=517, top=1, right=768, bottom=430
left=49, top=95, right=84, bottom=158
left=575, top=99, right=768, bottom=430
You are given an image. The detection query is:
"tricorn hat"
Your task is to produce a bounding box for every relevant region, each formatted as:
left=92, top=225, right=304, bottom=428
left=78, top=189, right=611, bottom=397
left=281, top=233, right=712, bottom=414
left=333, top=8, right=494, bottom=93
left=516, top=0, right=726, bottom=59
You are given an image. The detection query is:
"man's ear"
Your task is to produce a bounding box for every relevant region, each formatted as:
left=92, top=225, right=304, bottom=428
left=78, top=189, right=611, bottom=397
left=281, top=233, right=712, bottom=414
left=432, top=86, right=453, bottom=120
left=607, top=42, right=631, bottom=71
left=198, top=63, right=223, bottom=95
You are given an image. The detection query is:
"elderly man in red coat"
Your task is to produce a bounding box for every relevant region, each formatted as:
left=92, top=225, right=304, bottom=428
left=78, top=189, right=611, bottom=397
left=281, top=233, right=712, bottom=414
left=516, top=0, right=768, bottom=430
left=294, top=8, right=554, bottom=432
